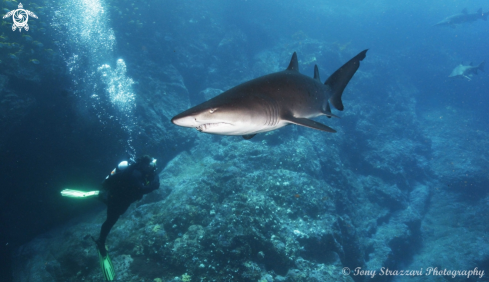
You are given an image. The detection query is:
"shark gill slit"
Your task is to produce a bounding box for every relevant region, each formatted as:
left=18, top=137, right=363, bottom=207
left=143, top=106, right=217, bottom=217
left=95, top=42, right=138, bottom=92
left=263, top=99, right=271, bottom=126
left=272, top=101, right=278, bottom=126
left=265, top=99, right=279, bottom=126
left=264, top=101, right=269, bottom=126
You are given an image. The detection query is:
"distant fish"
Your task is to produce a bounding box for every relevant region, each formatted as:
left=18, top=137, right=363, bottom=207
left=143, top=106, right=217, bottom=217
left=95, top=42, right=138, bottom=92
left=172, top=50, right=367, bottom=139
left=29, top=59, right=40, bottom=64
left=8, top=53, right=17, bottom=59
left=44, top=49, right=56, bottom=56
left=434, top=8, right=489, bottom=28
left=22, top=35, right=33, bottom=41
left=449, top=61, right=485, bottom=80
left=32, top=41, right=43, bottom=48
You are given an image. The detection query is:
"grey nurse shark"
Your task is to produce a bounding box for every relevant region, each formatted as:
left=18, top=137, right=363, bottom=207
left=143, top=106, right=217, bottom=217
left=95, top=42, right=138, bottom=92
left=449, top=61, right=485, bottom=80
left=172, top=50, right=367, bottom=139
left=435, top=8, right=488, bottom=28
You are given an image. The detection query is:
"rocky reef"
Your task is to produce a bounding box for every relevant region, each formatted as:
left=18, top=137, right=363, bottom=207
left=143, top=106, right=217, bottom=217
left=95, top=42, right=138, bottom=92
left=12, top=40, right=489, bottom=281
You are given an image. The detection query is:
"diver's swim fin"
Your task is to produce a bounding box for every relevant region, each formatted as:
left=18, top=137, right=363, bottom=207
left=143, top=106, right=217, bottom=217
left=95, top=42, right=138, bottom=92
left=60, top=189, right=99, bottom=198
left=91, top=236, right=115, bottom=281
left=98, top=248, right=115, bottom=281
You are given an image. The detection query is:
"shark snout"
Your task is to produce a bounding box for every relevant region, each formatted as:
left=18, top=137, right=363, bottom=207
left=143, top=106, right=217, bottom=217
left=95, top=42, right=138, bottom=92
left=171, top=115, right=197, bottom=127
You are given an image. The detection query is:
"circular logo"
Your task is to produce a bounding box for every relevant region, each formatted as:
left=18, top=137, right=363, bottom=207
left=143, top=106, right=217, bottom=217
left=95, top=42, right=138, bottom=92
left=13, top=9, right=28, bottom=27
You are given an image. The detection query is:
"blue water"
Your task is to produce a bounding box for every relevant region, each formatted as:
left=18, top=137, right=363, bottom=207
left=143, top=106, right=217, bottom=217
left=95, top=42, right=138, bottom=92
left=1, top=0, right=488, bottom=281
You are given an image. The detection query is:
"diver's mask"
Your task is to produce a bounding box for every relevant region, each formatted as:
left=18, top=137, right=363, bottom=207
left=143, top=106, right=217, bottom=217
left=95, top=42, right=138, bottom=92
left=143, top=158, right=157, bottom=184
left=149, top=158, right=157, bottom=171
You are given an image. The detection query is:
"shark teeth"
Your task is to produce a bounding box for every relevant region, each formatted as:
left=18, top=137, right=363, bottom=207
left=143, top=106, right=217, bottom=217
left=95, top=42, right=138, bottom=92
left=196, top=122, right=231, bottom=132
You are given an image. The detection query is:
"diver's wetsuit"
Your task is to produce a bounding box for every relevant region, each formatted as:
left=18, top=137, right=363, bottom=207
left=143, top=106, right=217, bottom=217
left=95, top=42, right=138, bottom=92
left=96, top=164, right=159, bottom=255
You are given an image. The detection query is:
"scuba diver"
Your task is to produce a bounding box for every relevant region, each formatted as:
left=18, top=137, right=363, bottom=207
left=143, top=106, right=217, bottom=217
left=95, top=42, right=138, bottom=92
left=94, top=155, right=159, bottom=280
left=62, top=155, right=160, bottom=281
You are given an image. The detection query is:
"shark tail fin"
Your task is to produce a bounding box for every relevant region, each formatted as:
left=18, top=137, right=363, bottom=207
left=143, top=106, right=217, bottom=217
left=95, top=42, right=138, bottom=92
left=478, top=61, right=485, bottom=72
left=483, top=12, right=488, bottom=21
left=325, top=49, right=368, bottom=111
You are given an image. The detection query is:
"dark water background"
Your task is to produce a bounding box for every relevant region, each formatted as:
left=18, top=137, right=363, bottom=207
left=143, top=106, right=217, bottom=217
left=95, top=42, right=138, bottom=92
left=1, top=0, right=488, bottom=280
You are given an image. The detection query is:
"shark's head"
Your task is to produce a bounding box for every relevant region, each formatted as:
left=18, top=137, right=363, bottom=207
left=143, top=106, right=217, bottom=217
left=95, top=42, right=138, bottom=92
left=171, top=96, right=272, bottom=135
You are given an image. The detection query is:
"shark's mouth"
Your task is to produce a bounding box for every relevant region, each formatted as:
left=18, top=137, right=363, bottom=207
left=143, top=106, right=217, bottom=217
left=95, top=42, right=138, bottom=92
left=196, top=122, right=232, bottom=132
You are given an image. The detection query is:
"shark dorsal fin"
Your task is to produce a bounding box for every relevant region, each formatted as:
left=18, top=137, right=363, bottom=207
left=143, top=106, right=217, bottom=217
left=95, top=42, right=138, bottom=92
left=477, top=8, right=482, bottom=14
left=461, top=8, right=468, bottom=14
left=313, top=65, right=321, bottom=81
left=287, top=52, right=299, bottom=72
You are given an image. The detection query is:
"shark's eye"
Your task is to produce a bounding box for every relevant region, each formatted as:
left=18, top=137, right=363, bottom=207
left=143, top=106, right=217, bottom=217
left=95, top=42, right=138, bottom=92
left=209, top=108, right=217, bottom=114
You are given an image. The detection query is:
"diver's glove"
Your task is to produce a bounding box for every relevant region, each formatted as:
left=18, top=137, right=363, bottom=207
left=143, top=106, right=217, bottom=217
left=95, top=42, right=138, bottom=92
left=148, top=175, right=160, bottom=191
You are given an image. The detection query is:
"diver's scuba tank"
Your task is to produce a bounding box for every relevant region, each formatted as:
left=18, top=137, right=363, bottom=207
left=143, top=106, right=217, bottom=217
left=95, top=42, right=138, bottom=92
left=107, top=160, right=129, bottom=178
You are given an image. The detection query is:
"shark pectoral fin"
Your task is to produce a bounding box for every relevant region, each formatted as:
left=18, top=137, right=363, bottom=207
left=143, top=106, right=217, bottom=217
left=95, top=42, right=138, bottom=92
left=283, top=116, right=336, bottom=133
left=322, top=102, right=340, bottom=119
left=242, top=134, right=257, bottom=140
